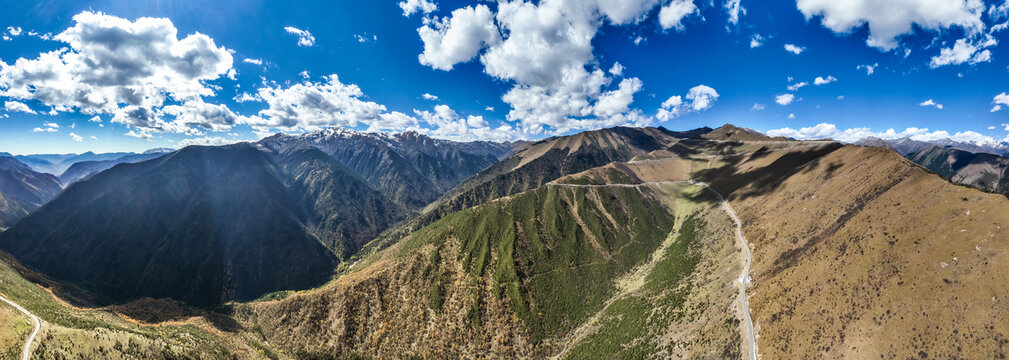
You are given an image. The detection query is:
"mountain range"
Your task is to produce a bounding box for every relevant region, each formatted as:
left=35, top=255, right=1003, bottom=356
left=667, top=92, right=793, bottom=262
left=2, top=124, right=1009, bottom=359
left=855, top=136, right=1009, bottom=156
left=0, top=156, right=62, bottom=229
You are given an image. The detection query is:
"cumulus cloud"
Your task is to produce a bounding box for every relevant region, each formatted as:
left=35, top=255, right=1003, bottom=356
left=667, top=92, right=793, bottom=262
left=284, top=26, right=315, bottom=47
left=413, top=104, right=521, bottom=142
left=243, top=58, right=263, bottom=65
left=784, top=43, right=805, bottom=54
left=250, top=74, right=416, bottom=132
left=750, top=34, right=763, bottom=48
left=814, top=75, right=837, bottom=85
left=725, top=0, right=745, bottom=25
left=659, top=0, right=698, bottom=30
left=69, top=132, right=82, bottom=142
left=414, top=0, right=680, bottom=135
left=399, top=0, right=438, bottom=17
left=776, top=93, right=796, bottom=105
left=929, top=36, right=996, bottom=68
left=656, top=85, right=719, bottom=121
left=32, top=122, right=59, bottom=133
left=594, top=78, right=643, bottom=118
left=4, top=100, right=35, bottom=114
left=609, top=62, right=624, bottom=76
left=920, top=99, right=944, bottom=109
left=89, top=115, right=101, bottom=123
left=0, top=11, right=235, bottom=134
left=417, top=5, right=500, bottom=71
left=422, top=93, right=439, bottom=101
left=857, top=63, right=878, bottom=75
left=992, top=92, right=1009, bottom=112
left=160, top=99, right=246, bottom=132
left=767, top=122, right=1002, bottom=144
left=796, top=0, right=985, bottom=51
left=485, top=106, right=495, bottom=111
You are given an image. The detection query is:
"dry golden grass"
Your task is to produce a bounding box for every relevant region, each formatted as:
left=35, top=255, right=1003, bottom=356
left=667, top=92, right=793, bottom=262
left=683, top=142, right=1009, bottom=359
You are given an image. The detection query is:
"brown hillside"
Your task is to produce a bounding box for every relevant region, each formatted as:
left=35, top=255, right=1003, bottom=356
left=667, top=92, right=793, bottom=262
left=596, top=139, right=1009, bottom=359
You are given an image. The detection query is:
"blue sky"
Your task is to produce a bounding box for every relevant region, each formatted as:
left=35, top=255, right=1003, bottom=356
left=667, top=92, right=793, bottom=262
left=1, top=0, right=1009, bottom=154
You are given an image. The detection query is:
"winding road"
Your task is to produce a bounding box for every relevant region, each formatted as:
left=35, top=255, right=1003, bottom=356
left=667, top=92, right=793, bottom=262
left=0, top=294, right=41, bottom=360
left=690, top=181, right=757, bottom=360
left=548, top=180, right=757, bottom=360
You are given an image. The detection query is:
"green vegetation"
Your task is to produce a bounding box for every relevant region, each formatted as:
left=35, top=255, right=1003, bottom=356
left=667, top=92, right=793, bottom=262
left=566, top=214, right=703, bottom=359
left=399, top=184, right=675, bottom=342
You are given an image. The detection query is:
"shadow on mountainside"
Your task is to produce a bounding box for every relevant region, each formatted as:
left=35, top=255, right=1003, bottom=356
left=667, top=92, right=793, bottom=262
left=684, top=142, right=844, bottom=202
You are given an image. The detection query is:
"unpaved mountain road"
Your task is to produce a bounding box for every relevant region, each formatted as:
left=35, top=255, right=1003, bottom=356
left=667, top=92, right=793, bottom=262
left=0, top=294, right=41, bottom=360
left=691, top=181, right=757, bottom=360
left=547, top=180, right=758, bottom=360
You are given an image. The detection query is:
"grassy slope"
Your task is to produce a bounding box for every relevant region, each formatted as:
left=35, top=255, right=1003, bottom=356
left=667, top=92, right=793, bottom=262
left=671, top=139, right=1009, bottom=359
left=247, top=183, right=685, bottom=358
left=563, top=184, right=744, bottom=359
left=0, top=251, right=266, bottom=359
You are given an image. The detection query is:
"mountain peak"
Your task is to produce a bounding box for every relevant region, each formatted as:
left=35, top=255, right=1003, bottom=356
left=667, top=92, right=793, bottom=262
left=701, top=124, right=780, bottom=141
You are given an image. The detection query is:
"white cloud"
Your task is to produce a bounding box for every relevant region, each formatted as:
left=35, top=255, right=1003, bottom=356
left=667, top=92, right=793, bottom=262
left=485, top=106, right=495, bottom=111
left=299, top=70, right=310, bottom=79
left=422, top=93, right=439, bottom=101
left=992, top=92, right=1009, bottom=112
left=837, top=95, right=845, bottom=100
left=399, top=0, right=438, bottom=17
left=417, top=5, right=500, bottom=71
left=284, top=26, right=315, bottom=47
left=656, top=85, right=719, bottom=121
left=4, top=100, right=35, bottom=114
left=788, top=113, right=796, bottom=119
left=414, top=0, right=675, bottom=135
left=659, top=0, right=698, bottom=30
left=725, top=0, right=745, bottom=25
left=857, top=63, right=878, bottom=75
left=354, top=34, right=377, bottom=43
left=160, top=99, right=246, bottom=132
left=178, top=136, right=246, bottom=147
left=124, top=130, right=152, bottom=139
left=784, top=43, right=805, bottom=54
left=249, top=74, right=418, bottom=132
left=796, top=0, right=985, bottom=51
left=767, top=122, right=1003, bottom=144
left=776, top=93, right=796, bottom=105
left=234, top=92, right=258, bottom=103
left=69, top=132, right=82, bottom=142
left=686, top=85, right=719, bottom=111
left=609, top=62, right=624, bottom=76
left=814, top=75, right=838, bottom=85
left=750, top=34, right=764, bottom=48
left=32, top=122, right=59, bottom=133
left=787, top=82, right=808, bottom=91
left=929, top=36, right=996, bottom=68
left=594, top=77, right=643, bottom=118
left=751, top=103, right=766, bottom=111
left=243, top=58, right=263, bottom=65
left=90, top=135, right=97, bottom=140
left=89, top=115, right=101, bottom=123
left=920, top=99, right=944, bottom=109
left=413, top=104, right=522, bottom=142
left=0, top=12, right=234, bottom=134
